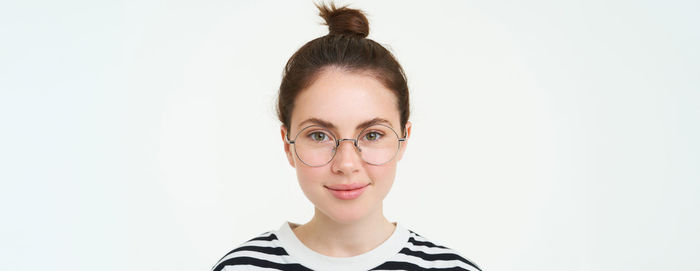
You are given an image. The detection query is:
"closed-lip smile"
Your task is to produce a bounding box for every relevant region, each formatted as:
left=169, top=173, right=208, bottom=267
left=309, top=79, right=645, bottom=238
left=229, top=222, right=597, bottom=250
left=325, top=183, right=370, bottom=200
left=324, top=183, right=370, bottom=191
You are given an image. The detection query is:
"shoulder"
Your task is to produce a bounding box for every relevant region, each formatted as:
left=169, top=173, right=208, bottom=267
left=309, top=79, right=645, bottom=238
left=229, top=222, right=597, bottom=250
left=374, top=229, right=482, bottom=271
left=210, top=231, right=309, bottom=271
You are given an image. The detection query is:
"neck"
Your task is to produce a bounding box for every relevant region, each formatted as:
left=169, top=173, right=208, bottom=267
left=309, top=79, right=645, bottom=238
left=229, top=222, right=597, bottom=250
left=292, top=204, right=396, bottom=257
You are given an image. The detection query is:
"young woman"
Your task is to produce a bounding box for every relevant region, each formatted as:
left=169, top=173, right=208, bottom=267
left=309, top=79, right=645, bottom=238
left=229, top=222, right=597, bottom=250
left=212, top=3, right=480, bottom=271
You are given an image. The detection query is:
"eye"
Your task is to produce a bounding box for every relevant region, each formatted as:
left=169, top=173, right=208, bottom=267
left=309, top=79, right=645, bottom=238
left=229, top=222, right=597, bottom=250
left=363, top=131, right=383, bottom=141
left=309, top=131, right=330, bottom=142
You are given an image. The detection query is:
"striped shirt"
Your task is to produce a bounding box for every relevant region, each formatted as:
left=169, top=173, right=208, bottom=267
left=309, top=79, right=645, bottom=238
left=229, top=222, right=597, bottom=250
left=211, top=222, right=481, bottom=271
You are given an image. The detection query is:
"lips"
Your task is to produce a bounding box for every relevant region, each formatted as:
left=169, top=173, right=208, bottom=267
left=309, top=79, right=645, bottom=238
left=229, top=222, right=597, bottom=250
left=325, top=183, right=370, bottom=200
left=325, top=183, right=370, bottom=191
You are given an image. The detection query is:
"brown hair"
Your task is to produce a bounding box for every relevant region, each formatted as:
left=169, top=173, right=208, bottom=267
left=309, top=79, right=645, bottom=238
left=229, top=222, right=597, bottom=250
left=276, top=2, right=410, bottom=135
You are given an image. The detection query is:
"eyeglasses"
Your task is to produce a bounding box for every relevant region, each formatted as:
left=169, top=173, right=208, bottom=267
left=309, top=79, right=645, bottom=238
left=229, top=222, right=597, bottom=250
left=285, top=124, right=407, bottom=167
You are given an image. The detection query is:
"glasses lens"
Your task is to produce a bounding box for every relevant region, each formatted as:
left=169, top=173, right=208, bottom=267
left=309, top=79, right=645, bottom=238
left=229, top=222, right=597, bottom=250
left=294, top=126, right=336, bottom=166
left=358, top=124, right=401, bottom=165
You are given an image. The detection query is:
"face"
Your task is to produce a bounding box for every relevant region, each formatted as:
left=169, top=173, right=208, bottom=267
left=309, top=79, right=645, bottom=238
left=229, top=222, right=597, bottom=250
left=281, top=67, right=411, bottom=225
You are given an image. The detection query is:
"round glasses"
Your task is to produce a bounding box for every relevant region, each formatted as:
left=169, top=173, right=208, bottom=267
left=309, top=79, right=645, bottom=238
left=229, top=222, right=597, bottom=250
left=286, top=124, right=406, bottom=167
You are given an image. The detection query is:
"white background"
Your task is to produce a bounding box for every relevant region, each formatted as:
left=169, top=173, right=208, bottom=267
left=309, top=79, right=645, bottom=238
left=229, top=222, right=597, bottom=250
left=1, top=0, right=698, bottom=270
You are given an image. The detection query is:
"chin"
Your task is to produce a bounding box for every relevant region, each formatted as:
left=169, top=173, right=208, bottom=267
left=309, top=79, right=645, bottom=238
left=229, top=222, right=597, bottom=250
left=318, top=200, right=376, bottom=224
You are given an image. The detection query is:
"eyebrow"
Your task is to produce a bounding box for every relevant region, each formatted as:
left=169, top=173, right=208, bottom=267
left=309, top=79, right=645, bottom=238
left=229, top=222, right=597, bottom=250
left=297, top=117, right=393, bottom=132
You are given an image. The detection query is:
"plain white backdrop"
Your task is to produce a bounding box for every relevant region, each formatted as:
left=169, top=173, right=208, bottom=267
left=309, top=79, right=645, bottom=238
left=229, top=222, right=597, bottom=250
left=1, top=0, right=698, bottom=270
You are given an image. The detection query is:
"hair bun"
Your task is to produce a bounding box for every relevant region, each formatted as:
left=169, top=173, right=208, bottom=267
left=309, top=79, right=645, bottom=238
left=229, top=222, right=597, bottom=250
left=317, top=2, right=369, bottom=38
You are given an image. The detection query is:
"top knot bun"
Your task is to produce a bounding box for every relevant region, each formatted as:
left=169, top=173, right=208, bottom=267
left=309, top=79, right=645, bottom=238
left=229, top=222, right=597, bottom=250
left=316, top=2, right=369, bottom=38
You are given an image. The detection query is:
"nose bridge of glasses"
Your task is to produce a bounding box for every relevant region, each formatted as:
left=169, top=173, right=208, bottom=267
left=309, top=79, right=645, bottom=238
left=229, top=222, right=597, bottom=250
left=335, top=138, right=361, bottom=152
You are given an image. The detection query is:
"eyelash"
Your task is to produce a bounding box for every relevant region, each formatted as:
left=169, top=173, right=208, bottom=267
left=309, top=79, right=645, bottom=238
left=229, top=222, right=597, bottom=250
left=304, top=131, right=384, bottom=143
left=308, top=131, right=331, bottom=141
left=363, top=131, right=384, bottom=139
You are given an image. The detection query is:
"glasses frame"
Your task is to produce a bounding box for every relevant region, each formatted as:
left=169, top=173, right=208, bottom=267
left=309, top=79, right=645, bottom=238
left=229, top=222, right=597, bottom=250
left=285, top=123, right=407, bottom=167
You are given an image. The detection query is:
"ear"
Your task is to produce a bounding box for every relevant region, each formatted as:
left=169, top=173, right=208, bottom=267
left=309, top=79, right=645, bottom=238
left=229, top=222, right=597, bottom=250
left=396, top=121, right=412, bottom=161
left=281, top=125, right=296, bottom=168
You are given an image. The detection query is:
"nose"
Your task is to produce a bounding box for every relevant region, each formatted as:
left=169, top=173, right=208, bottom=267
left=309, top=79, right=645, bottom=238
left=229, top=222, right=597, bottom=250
left=331, top=139, right=362, bottom=174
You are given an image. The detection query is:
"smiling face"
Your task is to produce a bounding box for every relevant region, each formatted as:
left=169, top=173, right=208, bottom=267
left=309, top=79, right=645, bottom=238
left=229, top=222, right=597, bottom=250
left=281, top=67, right=411, bottom=224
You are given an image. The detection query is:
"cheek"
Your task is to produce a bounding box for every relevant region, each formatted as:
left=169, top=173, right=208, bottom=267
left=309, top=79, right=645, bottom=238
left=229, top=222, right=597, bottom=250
left=294, top=166, right=333, bottom=207
left=366, top=163, right=398, bottom=189
left=295, top=165, right=327, bottom=188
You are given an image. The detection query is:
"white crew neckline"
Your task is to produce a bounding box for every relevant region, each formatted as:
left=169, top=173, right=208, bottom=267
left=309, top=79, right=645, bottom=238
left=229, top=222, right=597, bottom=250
left=276, top=221, right=409, bottom=271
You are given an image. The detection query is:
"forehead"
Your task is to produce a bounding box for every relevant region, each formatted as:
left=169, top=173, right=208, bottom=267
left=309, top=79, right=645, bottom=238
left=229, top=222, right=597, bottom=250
left=290, top=68, right=400, bottom=133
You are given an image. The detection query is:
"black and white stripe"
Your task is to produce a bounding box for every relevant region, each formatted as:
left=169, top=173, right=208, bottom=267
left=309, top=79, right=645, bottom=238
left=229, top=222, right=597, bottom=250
left=369, top=231, right=481, bottom=271
left=211, top=230, right=481, bottom=271
left=212, top=232, right=312, bottom=271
